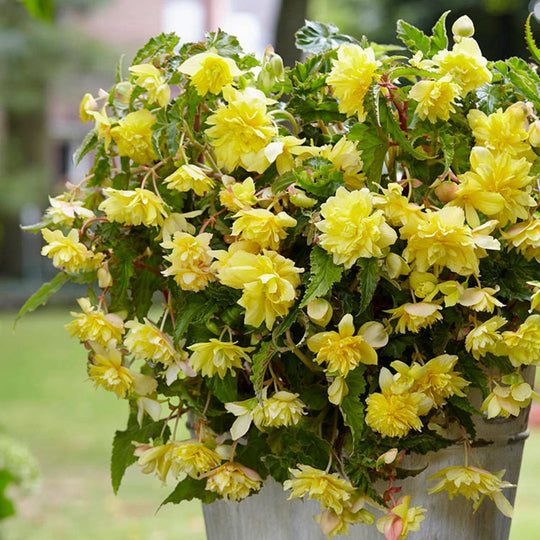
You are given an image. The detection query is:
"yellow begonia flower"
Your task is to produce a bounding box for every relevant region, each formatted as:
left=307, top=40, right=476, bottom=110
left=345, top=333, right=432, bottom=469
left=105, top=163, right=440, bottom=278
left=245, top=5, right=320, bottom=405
left=125, top=318, right=181, bottom=366
left=307, top=314, right=387, bottom=377
left=205, top=462, right=262, bottom=501
left=529, top=120, right=540, bottom=147
left=99, top=187, right=167, bottom=228
left=428, top=466, right=514, bottom=517
left=110, top=109, right=157, bottom=164
left=317, top=497, right=375, bottom=537
left=188, top=339, right=254, bottom=378
left=409, top=75, right=461, bottom=123
left=90, top=108, right=113, bottom=150
left=365, top=367, right=429, bottom=439
left=320, top=137, right=365, bottom=187
left=213, top=248, right=303, bottom=329
left=433, top=37, right=492, bottom=96
left=327, top=44, right=381, bottom=120
left=163, top=164, right=215, bottom=196
left=502, top=220, right=540, bottom=262
left=158, top=210, right=201, bottom=242
left=129, top=63, right=170, bottom=107
left=376, top=495, right=426, bottom=540
left=219, top=176, right=257, bottom=212
left=169, top=441, right=223, bottom=478
left=89, top=343, right=156, bottom=399
left=433, top=280, right=465, bottom=307
left=231, top=208, right=297, bottom=250
left=65, top=297, right=124, bottom=347
left=386, top=302, right=442, bottom=334
left=327, top=376, right=349, bottom=406
left=372, top=182, right=424, bottom=229
left=502, top=314, right=540, bottom=366
left=317, top=187, right=397, bottom=269
left=481, top=380, right=536, bottom=419
left=161, top=231, right=215, bottom=291
left=179, top=50, right=243, bottom=96
left=451, top=147, right=534, bottom=228
left=465, top=316, right=506, bottom=360
left=41, top=228, right=103, bottom=274
left=402, top=206, right=499, bottom=276
left=45, top=195, right=94, bottom=226
left=79, top=92, right=98, bottom=122
left=206, top=87, right=277, bottom=171
left=409, top=271, right=438, bottom=299
left=284, top=464, right=355, bottom=514
left=385, top=253, right=411, bottom=279
left=307, top=298, right=333, bottom=327
left=458, top=286, right=504, bottom=313
left=135, top=442, right=176, bottom=483
left=468, top=104, right=533, bottom=159
left=252, top=390, right=306, bottom=428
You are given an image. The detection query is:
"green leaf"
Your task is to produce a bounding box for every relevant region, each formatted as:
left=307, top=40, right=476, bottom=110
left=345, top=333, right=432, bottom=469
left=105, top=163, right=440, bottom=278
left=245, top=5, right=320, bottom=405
left=495, top=58, right=540, bottom=107
left=15, top=272, right=69, bottom=327
left=132, top=33, right=180, bottom=64
left=173, top=293, right=218, bottom=344
left=396, top=19, right=431, bottom=56
left=348, top=123, right=388, bottom=188
left=356, top=258, right=378, bottom=315
left=250, top=341, right=277, bottom=400
left=161, top=476, right=217, bottom=507
left=272, top=303, right=300, bottom=340
left=340, top=366, right=367, bottom=443
left=439, top=132, right=455, bottom=171
left=398, top=431, right=452, bottom=454
left=295, top=20, right=357, bottom=55
left=525, top=13, right=540, bottom=65
left=111, top=412, right=169, bottom=494
left=205, top=29, right=244, bottom=59
left=301, top=247, right=343, bottom=307
left=73, top=131, right=98, bottom=166
left=429, top=11, right=450, bottom=55
left=23, top=0, right=53, bottom=21
left=0, top=470, right=16, bottom=520
left=207, top=372, right=238, bottom=403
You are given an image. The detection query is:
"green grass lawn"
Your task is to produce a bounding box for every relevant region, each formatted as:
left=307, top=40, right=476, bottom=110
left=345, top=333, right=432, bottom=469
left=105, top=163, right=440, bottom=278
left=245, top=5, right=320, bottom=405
left=0, top=308, right=538, bottom=539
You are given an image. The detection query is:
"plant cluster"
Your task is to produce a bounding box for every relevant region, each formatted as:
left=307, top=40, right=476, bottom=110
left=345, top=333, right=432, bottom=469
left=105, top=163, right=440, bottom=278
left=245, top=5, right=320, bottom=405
left=22, top=12, right=540, bottom=539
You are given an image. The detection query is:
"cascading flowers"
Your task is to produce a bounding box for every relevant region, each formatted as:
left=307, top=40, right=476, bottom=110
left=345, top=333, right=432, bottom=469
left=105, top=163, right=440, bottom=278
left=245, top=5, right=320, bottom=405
left=22, top=12, right=540, bottom=540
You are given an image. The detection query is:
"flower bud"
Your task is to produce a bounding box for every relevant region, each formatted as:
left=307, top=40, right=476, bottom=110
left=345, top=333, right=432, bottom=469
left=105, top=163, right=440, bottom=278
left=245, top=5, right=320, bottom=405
left=97, top=266, right=112, bottom=288
left=79, top=93, right=98, bottom=123
left=529, top=121, right=540, bottom=147
left=435, top=180, right=458, bottom=203
left=385, top=253, right=410, bottom=279
left=409, top=271, right=438, bottom=298
left=205, top=319, right=221, bottom=335
left=307, top=298, right=333, bottom=327
left=114, top=81, right=133, bottom=104
left=328, top=376, right=348, bottom=405
left=452, top=15, right=475, bottom=42
left=289, top=189, right=317, bottom=208
left=269, top=54, right=284, bottom=79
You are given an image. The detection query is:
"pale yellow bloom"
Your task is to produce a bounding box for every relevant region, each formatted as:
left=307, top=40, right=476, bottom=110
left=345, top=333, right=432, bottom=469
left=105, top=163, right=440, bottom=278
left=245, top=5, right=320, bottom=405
left=206, top=87, right=277, bottom=171
left=188, top=339, right=254, bottom=378
left=284, top=465, right=355, bottom=513
left=385, top=253, right=411, bottom=279
left=125, top=318, right=181, bottom=366
left=402, top=206, right=499, bottom=276
left=99, top=187, right=167, bottom=228
left=65, top=297, right=124, bottom=346
left=327, top=376, right=348, bottom=406
left=373, top=183, right=424, bottom=228
left=320, top=137, right=364, bottom=186
left=307, top=314, right=386, bottom=377
left=219, top=177, right=257, bottom=212
left=409, top=271, right=438, bottom=299
left=135, top=442, right=176, bottom=483
left=317, top=187, right=397, bottom=269
left=252, top=390, right=306, bottom=428
left=179, top=50, right=243, bottom=96
left=502, top=220, right=540, bottom=262
left=231, top=208, right=296, bottom=250
left=502, top=314, right=540, bottom=366
left=465, top=316, right=506, bottom=360
left=458, top=286, right=504, bottom=313
left=433, top=37, right=492, bottom=95
left=316, top=497, right=375, bottom=537
left=307, top=298, right=333, bottom=327
left=386, top=302, right=442, bottom=334
left=90, top=108, right=113, bottom=149
left=481, top=378, right=535, bottom=419
left=163, top=164, right=215, bottom=196
left=205, top=462, right=262, bottom=501
left=376, top=495, right=426, bottom=539
left=468, top=104, right=533, bottom=159
left=214, top=248, right=302, bottom=329
left=129, top=63, right=170, bottom=107
left=327, top=44, right=381, bottom=120
left=45, top=195, right=94, bottom=226
left=452, top=147, right=534, bottom=227
left=409, top=75, right=461, bottom=123
left=41, top=228, right=103, bottom=274
left=111, top=109, right=157, bottom=164
left=428, top=466, right=514, bottom=517
left=169, top=441, right=223, bottom=478
left=79, top=92, right=98, bottom=122
left=161, top=232, right=215, bottom=291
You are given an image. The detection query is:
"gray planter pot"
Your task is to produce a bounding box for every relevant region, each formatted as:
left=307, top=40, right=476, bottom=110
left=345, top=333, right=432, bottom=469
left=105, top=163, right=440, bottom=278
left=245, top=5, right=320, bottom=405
left=203, top=368, right=534, bottom=540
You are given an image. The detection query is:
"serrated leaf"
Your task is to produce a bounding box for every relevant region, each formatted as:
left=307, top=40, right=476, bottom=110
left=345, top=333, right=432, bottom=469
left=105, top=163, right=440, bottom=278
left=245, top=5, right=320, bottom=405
left=396, top=20, right=431, bottom=56
left=429, top=11, right=450, bottom=55
left=111, top=412, right=169, bottom=494
left=160, top=476, right=217, bottom=507
left=348, top=122, right=388, bottom=188
left=132, top=33, right=180, bottom=64
left=525, top=13, right=540, bottom=65
left=15, top=272, right=69, bottom=327
left=250, top=341, right=277, bottom=400
left=73, top=131, right=98, bottom=165
left=439, top=132, right=455, bottom=171
left=357, top=258, right=378, bottom=314
left=173, top=292, right=217, bottom=344
left=301, top=247, right=343, bottom=307
left=340, top=367, right=366, bottom=444
left=295, top=20, right=357, bottom=55
left=206, top=372, right=238, bottom=403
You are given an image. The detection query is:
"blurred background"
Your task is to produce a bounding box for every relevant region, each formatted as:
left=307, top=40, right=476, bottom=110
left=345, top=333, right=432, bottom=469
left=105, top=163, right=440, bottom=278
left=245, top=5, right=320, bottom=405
left=0, top=0, right=539, bottom=538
